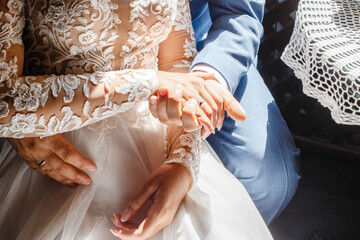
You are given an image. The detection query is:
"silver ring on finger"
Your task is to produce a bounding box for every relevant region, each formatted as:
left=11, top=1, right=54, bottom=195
left=37, top=160, right=46, bottom=168
left=199, top=99, right=205, bottom=106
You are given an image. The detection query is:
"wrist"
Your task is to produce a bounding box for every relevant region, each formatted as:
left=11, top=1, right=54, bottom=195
left=165, top=162, right=193, bottom=191
left=193, top=70, right=220, bottom=83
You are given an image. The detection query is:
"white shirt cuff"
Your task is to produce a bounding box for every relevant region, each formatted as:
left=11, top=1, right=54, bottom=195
left=191, top=64, right=229, bottom=90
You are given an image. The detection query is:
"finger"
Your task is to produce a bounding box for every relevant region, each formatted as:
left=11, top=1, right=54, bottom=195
left=188, top=75, right=218, bottom=126
left=149, top=95, right=159, bottom=119
left=157, top=87, right=170, bottom=124
left=46, top=153, right=92, bottom=186
left=49, top=135, right=97, bottom=172
left=115, top=215, right=158, bottom=240
left=222, top=90, right=246, bottom=121
left=198, top=88, right=218, bottom=115
left=111, top=227, right=135, bottom=240
left=181, top=98, right=200, bottom=132
left=196, top=108, right=214, bottom=135
left=44, top=169, right=78, bottom=188
left=120, top=180, right=160, bottom=222
left=217, top=100, right=225, bottom=130
left=191, top=71, right=215, bottom=78
left=112, top=214, right=137, bottom=231
left=112, top=219, right=149, bottom=240
left=204, top=86, right=225, bottom=130
left=29, top=159, right=78, bottom=188
left=200, top=127, right=211, bottom=139
left=198, top=101, right=215, bottom=133
left=166, top=87, right=183, bottom=125
left=126, top=198, right=175, bottom=240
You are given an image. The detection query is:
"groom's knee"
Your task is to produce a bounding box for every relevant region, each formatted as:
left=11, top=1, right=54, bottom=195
left=238, top=142, right=300, bottom=225
left=207, top=126, right=300, bottom=225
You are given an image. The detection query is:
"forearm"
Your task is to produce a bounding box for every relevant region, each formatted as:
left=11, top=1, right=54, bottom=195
left=0, top=1, right=160, bottom=138
left=0, top=68, right=158, bottom=138
left=192, top=0, right=265, bottom=93
left=165, top=126, right=201, bottom=185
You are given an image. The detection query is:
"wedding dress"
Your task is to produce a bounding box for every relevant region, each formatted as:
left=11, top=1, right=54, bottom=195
left=0, top=0, right=272, bottom=239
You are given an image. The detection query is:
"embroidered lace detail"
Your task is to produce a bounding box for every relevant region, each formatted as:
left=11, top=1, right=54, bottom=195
left=23, top=0, right=122, bottom=76
left=165, top=129, right=201, bottom=183
left=0, top=0, right=199, bottom=184
left=0, top=0, right=24, bottom=48
left=0, top=69, right=158, bottom=138
left=120, top=0, right=175, bottom=70
left=173, top=0, right=197, bottom=68
left=281, top=0, right=360, bottom=125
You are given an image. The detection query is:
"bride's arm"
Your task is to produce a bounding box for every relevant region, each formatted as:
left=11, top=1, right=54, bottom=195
left=110, top=2, right=202, bottom=239
left=0, top=1, right=158, bottom=138
left=158, top=0, right=201, bottom=185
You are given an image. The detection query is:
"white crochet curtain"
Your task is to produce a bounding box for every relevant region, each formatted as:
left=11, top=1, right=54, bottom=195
left=282, top=0, right=360, bottom=125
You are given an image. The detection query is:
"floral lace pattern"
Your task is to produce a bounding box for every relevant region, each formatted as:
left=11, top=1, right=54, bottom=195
left=173, top=0, right=197, bottom=68
left=0, top=0, right=200, bottom=179
left=0, top=70, right=158, bottom=138
left=165, top=129, right=201, bottom=182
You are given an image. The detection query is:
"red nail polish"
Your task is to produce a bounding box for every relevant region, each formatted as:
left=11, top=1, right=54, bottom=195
left=159, top=88, right=167, bottom=96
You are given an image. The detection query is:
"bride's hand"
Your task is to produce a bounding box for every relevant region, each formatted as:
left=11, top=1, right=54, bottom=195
left=110, top=163, right=192, bottom=240
left=8, top=135, right=96, bottom=188
left=152, top=71, right=217, bottom=133
left=150, top=71, right=246, bottom=138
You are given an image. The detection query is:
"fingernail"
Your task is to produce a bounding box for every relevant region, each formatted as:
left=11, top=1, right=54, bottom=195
left=81, top=180, right=91, bottom=186
left=121, top=209, right=131, bottom=222
left=110, top=229, right=119, bottom=237
left=149, top=98, right=156, bottom=105
left=159, top=88, right=167, bottom=97
left=87, top=166, right=96, bottom=172
left=64, top=179, right=73, bottom=185
left=203, top=131, right=211, bottom=139
left=210, top=125, right=215, bottom=134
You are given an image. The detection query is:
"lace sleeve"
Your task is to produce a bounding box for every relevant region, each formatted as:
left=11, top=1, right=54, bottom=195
left=0, top=1, right=158, bottom=138
left=157, top=0, right=201, bottom=184
left=157, top=0, right=197, bottom=73
left=165, top=126, right=201, bottom=184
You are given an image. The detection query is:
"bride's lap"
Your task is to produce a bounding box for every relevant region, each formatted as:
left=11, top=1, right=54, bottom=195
left=0, top=116, right=271, bottom=239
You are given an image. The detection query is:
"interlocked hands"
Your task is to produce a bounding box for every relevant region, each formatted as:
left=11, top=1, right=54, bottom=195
left=8, top=70, right=246, bottom=240
left=152, top=71, right=246, bottom=138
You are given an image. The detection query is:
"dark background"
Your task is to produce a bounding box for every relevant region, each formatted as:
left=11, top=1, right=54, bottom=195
left=258, top=0, right=360, bottom=239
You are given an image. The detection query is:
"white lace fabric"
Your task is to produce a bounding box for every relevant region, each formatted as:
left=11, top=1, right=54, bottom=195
left=165, top=128, right=201, bottom=182
left=281, top=0, right=360, bottom=125
left=0, top=0, right=200, bottom=182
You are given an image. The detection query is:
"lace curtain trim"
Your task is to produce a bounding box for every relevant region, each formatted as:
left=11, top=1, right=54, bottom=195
left=282, top=0, right=360, bottom=125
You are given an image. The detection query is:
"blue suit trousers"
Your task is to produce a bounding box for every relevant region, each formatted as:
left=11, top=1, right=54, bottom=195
left=206, top=64, right=301, bottom=224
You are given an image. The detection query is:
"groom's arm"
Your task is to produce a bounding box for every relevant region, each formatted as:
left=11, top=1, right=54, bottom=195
left=191, top=0, right=265, bottom=94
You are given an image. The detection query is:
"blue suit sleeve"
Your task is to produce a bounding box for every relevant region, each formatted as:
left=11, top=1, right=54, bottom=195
left=191, top=0, right=265, bottom=94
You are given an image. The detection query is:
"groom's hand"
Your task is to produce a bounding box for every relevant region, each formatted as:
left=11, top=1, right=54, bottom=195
left=8, top=134, right=97, bottom=188
left=110, top=163, right=192, bottom=240
left=150, top=71, right=246, bottom=138
left=152, top=71, right=218, bottom=134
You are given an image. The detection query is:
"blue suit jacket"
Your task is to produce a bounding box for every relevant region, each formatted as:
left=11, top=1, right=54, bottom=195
left=189, top=0, right=265, bottom=94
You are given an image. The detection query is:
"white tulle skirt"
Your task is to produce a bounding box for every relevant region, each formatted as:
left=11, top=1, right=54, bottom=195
left=0, top=109, right=272, bottom=240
